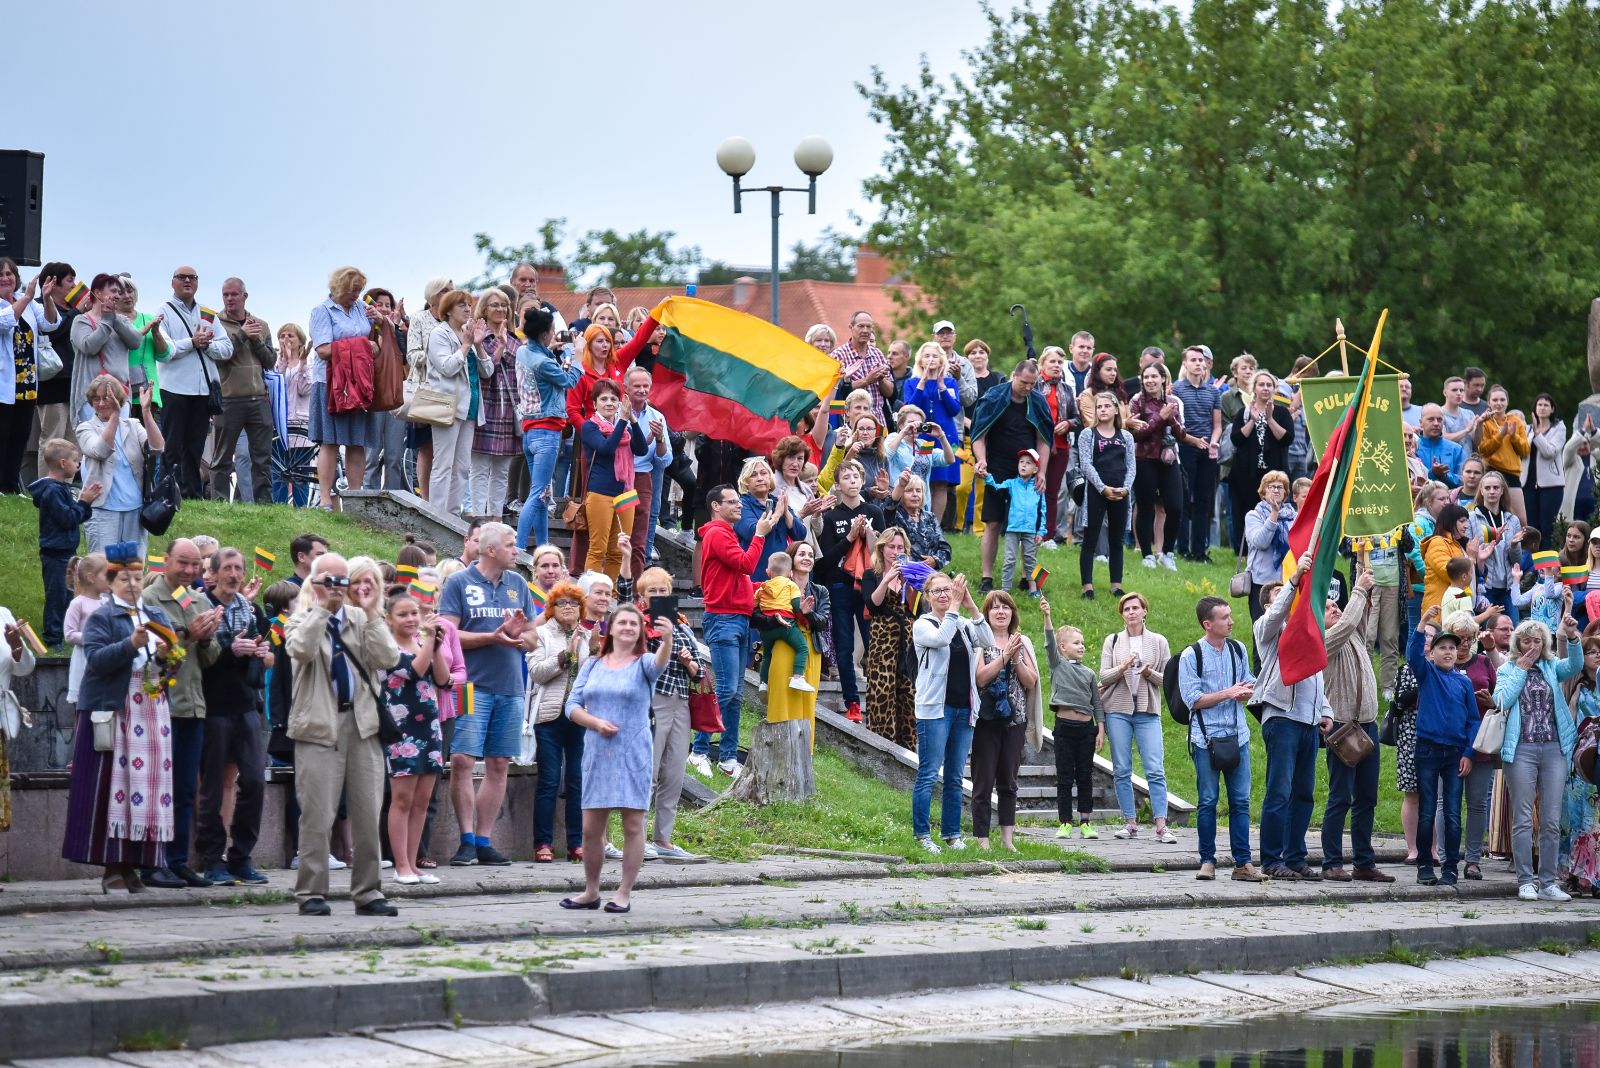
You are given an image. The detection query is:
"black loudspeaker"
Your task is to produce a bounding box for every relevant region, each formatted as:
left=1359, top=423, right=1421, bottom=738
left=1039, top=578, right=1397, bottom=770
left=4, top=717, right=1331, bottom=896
left=0, top=151, right=43, bottom=266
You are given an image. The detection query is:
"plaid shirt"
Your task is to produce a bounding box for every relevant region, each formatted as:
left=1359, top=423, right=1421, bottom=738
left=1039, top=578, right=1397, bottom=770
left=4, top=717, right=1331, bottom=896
left=616, top=577, right=706, bottom=698
left=831, top=340, right=888, bottom=385
left=473, top=332, right=521, bottom=456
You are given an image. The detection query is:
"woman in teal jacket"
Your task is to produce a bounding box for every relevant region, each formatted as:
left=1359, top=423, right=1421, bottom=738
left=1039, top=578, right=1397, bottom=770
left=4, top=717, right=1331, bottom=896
left=1493, top=616, right=1584, bottom=902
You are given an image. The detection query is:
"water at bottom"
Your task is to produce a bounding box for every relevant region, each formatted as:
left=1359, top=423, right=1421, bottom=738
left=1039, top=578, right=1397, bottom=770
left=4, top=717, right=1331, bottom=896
left=645, top=993, right=1600, bottom=1067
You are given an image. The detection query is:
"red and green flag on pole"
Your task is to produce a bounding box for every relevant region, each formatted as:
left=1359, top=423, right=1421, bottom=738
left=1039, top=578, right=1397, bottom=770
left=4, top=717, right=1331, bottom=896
left=1278, top=311, right=1387, bottom=686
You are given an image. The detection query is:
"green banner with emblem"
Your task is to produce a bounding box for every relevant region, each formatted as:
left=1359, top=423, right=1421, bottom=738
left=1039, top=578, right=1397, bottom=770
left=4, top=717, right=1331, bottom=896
left=1297, top=373, right=1412, bottom=539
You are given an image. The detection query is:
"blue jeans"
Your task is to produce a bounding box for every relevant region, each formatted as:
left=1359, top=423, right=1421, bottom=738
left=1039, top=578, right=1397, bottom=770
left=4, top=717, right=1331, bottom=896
left=552, top=434, right=574, bottom=504
left=913, top=705, right=976, bottom=839
left=516, top=428, right=562, bottom=550
left=533, top=716, right=584, bottom=849
left=1485, top=587, right=1518, bottom=626
left=1321, top=721, right=1379, bottom=870
left=40, top=551, right=70, bottom=645
left=1107, top=713, right=1167, bottom=821
left=167, top=718, right=206, bottom=868
left=1191, top=740, right=1252, bottom=866
left=828, top=581, right=870, bottom=706
left=645, top=464, right=665, bottom=560
left=1415, top=737, right=1465, bottom=875
left=1259, top=716, right=1318, bottom=869
left=694, top=612, right=751, bottom=762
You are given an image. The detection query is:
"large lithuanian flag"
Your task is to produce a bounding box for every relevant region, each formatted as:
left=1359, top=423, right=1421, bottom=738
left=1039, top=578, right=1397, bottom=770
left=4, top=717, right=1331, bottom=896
left=636, top=297, right=842, bottom=453
left=1278, top=311, right=1386, bottom=686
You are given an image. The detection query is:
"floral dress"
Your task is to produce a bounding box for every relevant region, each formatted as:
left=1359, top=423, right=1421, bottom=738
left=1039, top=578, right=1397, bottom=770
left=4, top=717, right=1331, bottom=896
left=1560, top=684, right=1600, bottom=891
left=384, top=651, right=443, bottom=777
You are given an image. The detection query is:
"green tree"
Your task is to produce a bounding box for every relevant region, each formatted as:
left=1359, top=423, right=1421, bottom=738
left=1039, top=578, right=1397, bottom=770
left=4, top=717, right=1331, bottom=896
left=696, top=229, right=856, bottom=286
left=859, top=0, right=1600, bottom=405
left=572, top=228, right=702, bottom=288
left=464, top=220, right=566, bottom=290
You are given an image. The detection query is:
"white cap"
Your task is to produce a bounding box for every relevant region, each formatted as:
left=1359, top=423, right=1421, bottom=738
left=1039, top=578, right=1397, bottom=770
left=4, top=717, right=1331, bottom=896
left=933, top=320, right=955, bottom=335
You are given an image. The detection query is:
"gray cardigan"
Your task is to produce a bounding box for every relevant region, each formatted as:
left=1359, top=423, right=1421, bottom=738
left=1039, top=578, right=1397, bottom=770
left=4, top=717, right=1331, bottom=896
left=911, top=611, right=994, bottom=722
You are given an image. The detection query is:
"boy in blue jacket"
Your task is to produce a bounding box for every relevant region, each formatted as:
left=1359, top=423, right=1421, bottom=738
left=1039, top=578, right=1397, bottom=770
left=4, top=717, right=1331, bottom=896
left=984, top=449, right=1046, bottom=595
left=29, top=438, right=100, bottom=648
left=1405, top=602, right=1482, bottom=886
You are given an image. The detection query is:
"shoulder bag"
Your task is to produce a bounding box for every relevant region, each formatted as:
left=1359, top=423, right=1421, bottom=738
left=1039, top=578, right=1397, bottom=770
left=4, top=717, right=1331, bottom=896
left=165, top=302, right=224, bottom=415
left=139, top=441, right=181, bottom=535
left=35, top=332, right=62, bottom=381
left=1326, top=720, right=1376, bottom=768
left=1472, top=704, right=1508, bottom=756
left=1190, top=641, right=1244, bottom=772
left=371, top=321, right=406, bottom=412
left=688, top=661, right=723, bottom=734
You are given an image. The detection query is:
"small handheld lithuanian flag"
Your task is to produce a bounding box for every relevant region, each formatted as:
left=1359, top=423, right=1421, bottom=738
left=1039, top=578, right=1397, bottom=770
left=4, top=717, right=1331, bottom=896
left=146, top=555, right=165, bottom=574
left=199, top=306, right=217, bottom=324
left=1562, top=564, right=1588, bottom=587
left=270, top=613, right=287, bottom=645
left=1031, top=564, right=1050, bottom=589
left=174, top=584, right=194, bottom=610
left=17, top=620, right=47, bottom=656
left=530, top=585, right=548, bottom=613
left=146, top=620, right=180, bottom=649
left=828, top=398, right=848, bottom=416
left=917, top=436, right=937, bottom=456
left=613, top=488, right=639, bottom=511
left=410, top=579, right=438, bottom=605
left=61, top=282, right=89, bottom=310
left=395, top=563, right=419, bottom=586
left=253, top=546, right=275, bottom=571
left=461, top=682, right=476, bottom=716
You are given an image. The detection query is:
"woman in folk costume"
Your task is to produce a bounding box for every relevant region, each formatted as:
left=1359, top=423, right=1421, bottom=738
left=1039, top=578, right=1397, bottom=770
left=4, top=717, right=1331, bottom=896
left=61, top=541, right=180, bottom=893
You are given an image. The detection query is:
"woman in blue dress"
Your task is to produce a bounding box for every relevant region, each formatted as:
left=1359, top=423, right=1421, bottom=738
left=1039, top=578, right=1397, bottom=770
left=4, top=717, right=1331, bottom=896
left=561, top=602, right=673, bottom=912
left=308, top=266, right=377, bottom=509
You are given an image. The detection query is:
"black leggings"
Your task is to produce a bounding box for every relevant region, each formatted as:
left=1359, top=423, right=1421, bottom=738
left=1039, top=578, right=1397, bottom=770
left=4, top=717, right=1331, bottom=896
left=1055, top=719, right=1098, bottom=821
left=0, top=397, right=35, bottom=494
left=1133, top=457, right=1182, bottom=556
left=1080, top=490, right=1129, bottom=586
left=970, top=718, right=1026, bottom=837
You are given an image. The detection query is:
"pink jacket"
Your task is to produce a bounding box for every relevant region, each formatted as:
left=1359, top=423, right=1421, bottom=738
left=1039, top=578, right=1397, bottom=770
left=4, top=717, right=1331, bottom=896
left=433, top=617, right=468, bottom=720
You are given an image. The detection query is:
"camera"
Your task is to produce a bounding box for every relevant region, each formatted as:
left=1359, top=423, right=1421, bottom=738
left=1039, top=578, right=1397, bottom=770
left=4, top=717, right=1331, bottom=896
left=317, top=575, right=351, bottom=589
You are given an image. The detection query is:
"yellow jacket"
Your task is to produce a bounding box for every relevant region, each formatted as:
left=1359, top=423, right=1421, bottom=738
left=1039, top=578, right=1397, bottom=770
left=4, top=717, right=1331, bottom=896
left=1421, top=534, right=1467, bottom=616
left=1477, top=413, right=1529, bottom=476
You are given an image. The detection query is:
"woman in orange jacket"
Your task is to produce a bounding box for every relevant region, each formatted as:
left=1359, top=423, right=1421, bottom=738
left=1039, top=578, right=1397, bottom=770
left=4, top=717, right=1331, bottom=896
left=1475, top=384, right=1530, bottom=523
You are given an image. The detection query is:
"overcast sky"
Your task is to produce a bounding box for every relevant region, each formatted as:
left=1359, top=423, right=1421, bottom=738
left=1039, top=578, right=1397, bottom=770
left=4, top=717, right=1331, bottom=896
left=10, top=0, right=1019, bottom=332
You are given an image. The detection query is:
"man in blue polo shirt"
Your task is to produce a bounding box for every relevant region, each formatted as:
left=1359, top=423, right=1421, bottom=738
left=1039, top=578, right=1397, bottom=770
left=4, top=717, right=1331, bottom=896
left=439, top=522, right=534, bottom=865
left=1171, top=345, right=1224, bottom=562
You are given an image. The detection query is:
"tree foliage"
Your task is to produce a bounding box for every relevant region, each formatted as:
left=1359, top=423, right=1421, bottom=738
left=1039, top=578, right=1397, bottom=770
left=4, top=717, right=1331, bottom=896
left=859, top=0, right=1600, bottom=402
left=468, top=220, right=703, bottom=290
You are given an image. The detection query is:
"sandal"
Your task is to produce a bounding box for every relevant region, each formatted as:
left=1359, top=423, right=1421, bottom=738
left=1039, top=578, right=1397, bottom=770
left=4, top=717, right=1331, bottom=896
left=567, top=846, right=584, bottom=862
left=1464, top=863, right=1482, bottom=880
left=534, top=845, right=555, bottom=863
left=417, top=857, right=437, bottom=870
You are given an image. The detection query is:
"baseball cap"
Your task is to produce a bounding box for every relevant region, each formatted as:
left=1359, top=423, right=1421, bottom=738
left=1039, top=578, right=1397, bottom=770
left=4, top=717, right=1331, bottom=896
left=1196, top=344, right=1214, bottom=361
left=933, top=320, right=955, bottom=334
left=1017, top=448, right=1041, bottom=465
left=1430, top=631, right=1461, bottom=649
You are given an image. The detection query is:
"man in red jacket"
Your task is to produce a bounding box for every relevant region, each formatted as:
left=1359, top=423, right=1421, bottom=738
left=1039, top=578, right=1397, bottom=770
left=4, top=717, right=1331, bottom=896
left=691, top=483, right=781, bottom=777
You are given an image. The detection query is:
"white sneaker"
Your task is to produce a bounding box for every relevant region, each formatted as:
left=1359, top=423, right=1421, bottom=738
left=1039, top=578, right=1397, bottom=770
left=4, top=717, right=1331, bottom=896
left=604, top=841, right=624, bottom=861
left=290, top=855, right=300, bottom=870
left=687, top=753, right=712, bottom=776
left=380, top=859, right=393, bottom=869
left=643, top=842, right=661, bottom=862
left=717, top=758, right=740, bottom=777
left=917, top=836, right=942, bottom=854
left=944, top=836, right=968, bottom=851
left=789, top=676, right=816, bottom=693
left=1538, top=885, right=1573, bottom=902
left=1382, top=688, right=1395, bottom=703
left=1143, top=554, right=1158, bottom=569
left=327, top=854, right=348, bottom=871
left=1518, top=882, right=1539, bottom=901
left=1161, top=553, right=1178, bottom=571
left=1041, top=539, right=1058, bottom=552
left=758, top=680, right=769, bottom=692
left=1095, top=555, right=1109, bottom=565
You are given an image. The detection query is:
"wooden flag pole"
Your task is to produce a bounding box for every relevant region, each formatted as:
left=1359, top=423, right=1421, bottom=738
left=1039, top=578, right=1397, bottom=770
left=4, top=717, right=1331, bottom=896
left=1335, top=318, right=1349, bottom=376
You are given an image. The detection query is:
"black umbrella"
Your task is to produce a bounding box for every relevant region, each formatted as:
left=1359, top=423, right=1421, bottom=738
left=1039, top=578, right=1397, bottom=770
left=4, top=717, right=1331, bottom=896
left=1009, top=304, right=1037, bottom=362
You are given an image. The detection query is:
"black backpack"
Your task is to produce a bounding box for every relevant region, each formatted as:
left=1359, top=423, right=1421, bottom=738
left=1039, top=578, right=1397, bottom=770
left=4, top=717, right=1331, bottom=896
left=1163, top=638, right=1246, bottom=725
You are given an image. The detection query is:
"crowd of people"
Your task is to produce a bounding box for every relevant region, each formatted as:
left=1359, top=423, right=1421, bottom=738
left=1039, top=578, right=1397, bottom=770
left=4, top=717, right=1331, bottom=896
left=2, top=259, right=1599, bottom=909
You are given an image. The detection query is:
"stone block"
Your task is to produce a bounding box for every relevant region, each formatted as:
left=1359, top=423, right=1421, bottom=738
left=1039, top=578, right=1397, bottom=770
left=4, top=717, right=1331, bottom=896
left=543, top=964, right=654, bottom=1016
left=204, top=1037, right=451, bottom=1068
left=454, top=1025, right=602, bottom=1057
left=1192, top=971, right=1349, bottom=1006
left=522, top=1016, right=676, bottom=1049
left=371, top=1027, right=546, bottom=1062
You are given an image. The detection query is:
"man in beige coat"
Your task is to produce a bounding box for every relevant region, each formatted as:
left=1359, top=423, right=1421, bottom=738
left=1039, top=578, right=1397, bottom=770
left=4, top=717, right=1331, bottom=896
left=286, top=553, right=401, bottom=916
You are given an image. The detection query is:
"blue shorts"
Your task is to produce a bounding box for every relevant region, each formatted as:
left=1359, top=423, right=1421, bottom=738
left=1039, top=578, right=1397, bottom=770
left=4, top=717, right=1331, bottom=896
left=448, top=689, right=522, bottom=759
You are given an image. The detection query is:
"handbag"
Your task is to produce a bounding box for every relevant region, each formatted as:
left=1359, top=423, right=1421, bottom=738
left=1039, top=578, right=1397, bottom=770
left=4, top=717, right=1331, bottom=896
left=1377, top=707, right=1400, bottom=747
left=0, top=689, right=26, bottom=741
left=397, top=383, right=456, bottom=428
left=1472, top=705, right=1508, bottom=756
left=1192, top=702, right=1241, bottom=772
left=139, top=445, right=181, bottom=535
left=35, top=337, right=62, bottom=381
left=371, top=321, right=406, bottom=412
left=1326, top=720, right=1376, bottom=769
left=1576, top=717, right=1600, bottom=785
left=1229, top=570, right=1251, bottom=599
left=90, top=709, right=116, bottom=752
left=165, top=302, right=223, bottom=415
left=688, top=664, right=723, bottom=734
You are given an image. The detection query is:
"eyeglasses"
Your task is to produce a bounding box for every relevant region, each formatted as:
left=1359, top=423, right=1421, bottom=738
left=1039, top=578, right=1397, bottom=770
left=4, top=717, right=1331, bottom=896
left=553, top=599, right=581, bottom=609
left=173, top=273, right=197, bottom=282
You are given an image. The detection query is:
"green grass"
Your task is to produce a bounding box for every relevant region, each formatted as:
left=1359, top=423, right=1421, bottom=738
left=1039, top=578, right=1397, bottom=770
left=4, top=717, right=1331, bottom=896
left=945, top=534, right=1403, bottom=836
left=0, top=497, right=414, bottom=642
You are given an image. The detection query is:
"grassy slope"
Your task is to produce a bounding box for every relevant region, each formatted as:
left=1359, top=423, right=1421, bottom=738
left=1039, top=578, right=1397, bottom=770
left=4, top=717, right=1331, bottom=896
left=0, top=496, right=406, bottom=628
left=679, top=531, right=1402, bottom=858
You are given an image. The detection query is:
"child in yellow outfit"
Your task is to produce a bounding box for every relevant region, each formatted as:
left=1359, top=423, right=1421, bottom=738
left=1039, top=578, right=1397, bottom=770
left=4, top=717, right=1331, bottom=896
left=755, top=552, right=816, bottom=694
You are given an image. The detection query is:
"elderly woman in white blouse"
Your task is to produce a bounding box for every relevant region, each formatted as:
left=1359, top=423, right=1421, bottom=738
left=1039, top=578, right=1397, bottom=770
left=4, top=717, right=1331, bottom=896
left=425, top=290, right=493, bottom=514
